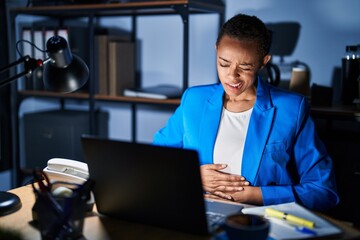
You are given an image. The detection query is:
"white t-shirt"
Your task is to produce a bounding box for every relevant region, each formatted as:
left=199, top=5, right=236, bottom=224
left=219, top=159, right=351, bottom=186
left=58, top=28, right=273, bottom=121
left=213, top=107, right=253, bottom=175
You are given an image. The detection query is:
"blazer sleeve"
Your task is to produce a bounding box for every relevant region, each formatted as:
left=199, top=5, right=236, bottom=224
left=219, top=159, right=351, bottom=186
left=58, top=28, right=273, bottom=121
left=259, top=97, right=339, bottom=211
left=153, top=89, right=188, bottom=148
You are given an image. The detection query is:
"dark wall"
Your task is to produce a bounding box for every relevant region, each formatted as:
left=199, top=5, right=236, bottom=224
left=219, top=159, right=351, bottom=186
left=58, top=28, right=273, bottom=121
left=0, top=0, right=12, bottom=170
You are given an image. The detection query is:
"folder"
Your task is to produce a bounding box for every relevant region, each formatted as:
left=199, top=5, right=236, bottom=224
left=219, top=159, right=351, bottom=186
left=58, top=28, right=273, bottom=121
left=242, top=202, right=342, bottom=239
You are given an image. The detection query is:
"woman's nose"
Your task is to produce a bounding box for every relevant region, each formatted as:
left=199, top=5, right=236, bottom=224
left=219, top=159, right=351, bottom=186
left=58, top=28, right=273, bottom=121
left=228, top=64, right=239, bottom=77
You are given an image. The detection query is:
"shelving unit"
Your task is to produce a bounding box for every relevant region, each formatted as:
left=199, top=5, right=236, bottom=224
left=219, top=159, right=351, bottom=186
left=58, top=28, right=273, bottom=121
left=8, top=1, right=225, bottom=187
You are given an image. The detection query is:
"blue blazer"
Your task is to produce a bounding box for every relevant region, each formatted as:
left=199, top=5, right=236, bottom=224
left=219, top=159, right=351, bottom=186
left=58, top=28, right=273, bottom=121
left=153, top=77, right=339, bottom=211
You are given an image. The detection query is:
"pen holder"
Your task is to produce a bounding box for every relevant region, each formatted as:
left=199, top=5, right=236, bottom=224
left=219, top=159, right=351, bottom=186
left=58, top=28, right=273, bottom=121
left=223, top=213, right=270, bottom=240
left=32, top=177, right=93, bottom=240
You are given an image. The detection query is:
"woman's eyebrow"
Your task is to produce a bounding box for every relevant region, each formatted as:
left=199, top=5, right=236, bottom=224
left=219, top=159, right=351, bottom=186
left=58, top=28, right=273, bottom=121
left=218, top=56, right=255, bottom=67
left=239, top=63, right=255, bottom=67
left=218, top=56, right=230, bottom=62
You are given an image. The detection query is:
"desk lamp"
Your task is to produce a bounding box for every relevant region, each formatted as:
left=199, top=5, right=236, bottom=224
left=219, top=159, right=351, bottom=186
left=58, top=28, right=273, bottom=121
left=0, top=35, right=89, bottom=216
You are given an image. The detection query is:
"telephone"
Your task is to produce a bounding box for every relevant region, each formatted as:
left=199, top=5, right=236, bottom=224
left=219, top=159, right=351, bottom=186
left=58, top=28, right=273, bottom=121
left=43, top=158, right=89, bottom=184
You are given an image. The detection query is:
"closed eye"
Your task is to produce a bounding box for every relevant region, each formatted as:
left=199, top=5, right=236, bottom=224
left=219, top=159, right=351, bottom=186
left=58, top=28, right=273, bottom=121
left=220, top=63, right=230, bottom=67
left=239, top=67, right=251, bottom=71
left=218, top=57, right=231, bottom=68
left=239, top=64, right=255, bottom=72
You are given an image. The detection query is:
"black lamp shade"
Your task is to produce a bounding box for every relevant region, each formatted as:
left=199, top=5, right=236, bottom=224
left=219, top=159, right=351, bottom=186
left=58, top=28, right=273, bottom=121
left=43, top=36, right=89, bottom=93
left=43, top=54, right=89, bottom=93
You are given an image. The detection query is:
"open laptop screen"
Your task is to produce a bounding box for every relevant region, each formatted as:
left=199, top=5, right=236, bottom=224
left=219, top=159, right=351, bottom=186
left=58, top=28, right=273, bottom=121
left=81, top=136, right=210, bottom=235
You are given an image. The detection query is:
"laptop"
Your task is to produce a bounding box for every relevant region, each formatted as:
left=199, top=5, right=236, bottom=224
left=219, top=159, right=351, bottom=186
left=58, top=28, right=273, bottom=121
left=80, top=136, right=243, bottom=235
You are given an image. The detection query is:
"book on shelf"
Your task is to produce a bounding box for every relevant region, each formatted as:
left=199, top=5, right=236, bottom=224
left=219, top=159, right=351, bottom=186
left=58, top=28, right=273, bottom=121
left=21, top=27, right=33, bottom=90
left=123, top=84, right=182, bottom=100
left=33, top=28, right=45, bottom=60
left=20, top=26, right=46, bottom=90
left=21, top=27, right=32, bottom=57
left=56, top=28, right=69, bottom=41
left=94, top=35, right=109, bottom=95
left=108, top=40, right=135, bottom=97
left=94, top=29, right=131, bottom=95
left=44, top=28, right=56, bottom=46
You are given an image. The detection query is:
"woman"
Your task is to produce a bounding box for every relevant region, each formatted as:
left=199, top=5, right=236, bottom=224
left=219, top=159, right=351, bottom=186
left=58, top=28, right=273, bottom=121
left=153, top=13, right=339, bottom=211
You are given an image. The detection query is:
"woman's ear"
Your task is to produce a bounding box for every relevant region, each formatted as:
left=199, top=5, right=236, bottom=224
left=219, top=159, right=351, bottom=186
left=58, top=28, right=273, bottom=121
left=260, top=55, right=271, bottom=69
left=263, top=55, right=271, bottom=65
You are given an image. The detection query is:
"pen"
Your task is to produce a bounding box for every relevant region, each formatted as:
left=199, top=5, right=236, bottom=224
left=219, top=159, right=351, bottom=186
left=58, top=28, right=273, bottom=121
left=269, top=217, right=317, bottom=236
left=295, top=226, right=317, bottom=236
left=265, top=207, right=315, bottom=229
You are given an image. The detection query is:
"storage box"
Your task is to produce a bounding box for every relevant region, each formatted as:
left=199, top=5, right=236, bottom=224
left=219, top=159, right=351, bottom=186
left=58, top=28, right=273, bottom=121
left=23, top=110, right=108, bottom=169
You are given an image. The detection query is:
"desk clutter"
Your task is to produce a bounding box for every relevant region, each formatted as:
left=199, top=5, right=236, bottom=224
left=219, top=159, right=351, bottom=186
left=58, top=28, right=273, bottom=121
left=242, top=202, right=343, bottom=240
left=31, top=170, right=94, bottom=239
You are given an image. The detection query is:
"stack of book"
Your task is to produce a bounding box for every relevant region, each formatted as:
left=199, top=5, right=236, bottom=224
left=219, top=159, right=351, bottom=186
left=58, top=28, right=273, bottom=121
left=94, top=29, right=134, bottom=96
left=124, top=84, right=182, bottom=99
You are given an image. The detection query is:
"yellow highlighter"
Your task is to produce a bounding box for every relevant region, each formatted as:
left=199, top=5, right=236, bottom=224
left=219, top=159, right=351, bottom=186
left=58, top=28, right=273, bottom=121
left=265, top=207, right=316, bottom=229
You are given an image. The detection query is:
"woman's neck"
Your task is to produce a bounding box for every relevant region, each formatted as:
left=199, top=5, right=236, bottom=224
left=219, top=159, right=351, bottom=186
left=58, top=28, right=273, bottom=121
left=224, top=86, right=256, bottom=113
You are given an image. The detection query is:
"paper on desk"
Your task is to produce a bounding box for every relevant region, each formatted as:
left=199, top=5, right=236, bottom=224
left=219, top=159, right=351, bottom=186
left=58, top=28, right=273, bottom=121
left=242, top=202, right=342, bottom=240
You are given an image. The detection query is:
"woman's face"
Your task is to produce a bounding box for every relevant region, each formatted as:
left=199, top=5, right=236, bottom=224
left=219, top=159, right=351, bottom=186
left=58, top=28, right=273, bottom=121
left=216, top=35, right=270, bottom=99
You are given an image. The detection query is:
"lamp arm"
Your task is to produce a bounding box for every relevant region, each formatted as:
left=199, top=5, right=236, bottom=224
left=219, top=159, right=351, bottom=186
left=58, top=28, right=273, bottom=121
left=0, top=56, right=43, bottom=88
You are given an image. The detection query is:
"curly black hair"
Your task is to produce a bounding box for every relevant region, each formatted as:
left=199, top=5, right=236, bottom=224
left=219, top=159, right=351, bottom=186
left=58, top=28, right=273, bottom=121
left=216, top=13, right=271, bottom=60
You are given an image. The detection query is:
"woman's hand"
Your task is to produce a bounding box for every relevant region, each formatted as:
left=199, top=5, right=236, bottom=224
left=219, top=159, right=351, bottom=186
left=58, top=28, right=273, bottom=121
left=200, top=164, right=249, bottom=200
left=227, top=186, right=263, bottom=205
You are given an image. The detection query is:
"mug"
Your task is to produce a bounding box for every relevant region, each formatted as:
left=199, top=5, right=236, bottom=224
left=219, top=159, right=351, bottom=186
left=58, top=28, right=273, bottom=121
left=223, top=213, right=270, bottom=240
left=289, top=67, right=310, bottom=97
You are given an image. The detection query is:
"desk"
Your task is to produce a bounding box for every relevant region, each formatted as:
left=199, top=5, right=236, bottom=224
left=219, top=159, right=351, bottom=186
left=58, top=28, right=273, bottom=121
left=0, top=185, right=210, bottom=240
left=311, top=105, right=360, bottom=122
left=1, top=186, right=360, bottom=240
left=310, top=104, right=360, bottom=226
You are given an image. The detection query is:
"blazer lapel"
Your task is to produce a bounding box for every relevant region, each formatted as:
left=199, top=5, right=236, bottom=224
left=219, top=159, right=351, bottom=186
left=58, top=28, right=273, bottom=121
left=198, top=85, right=224, bottom=165
left=242, top=78, right=275, bottom=184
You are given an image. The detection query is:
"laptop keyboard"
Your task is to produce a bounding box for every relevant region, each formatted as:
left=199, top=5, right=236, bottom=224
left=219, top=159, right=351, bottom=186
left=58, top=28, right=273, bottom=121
left=206, top=211, right=226, bottom=230
left=204, top=200, right=244, bottom=232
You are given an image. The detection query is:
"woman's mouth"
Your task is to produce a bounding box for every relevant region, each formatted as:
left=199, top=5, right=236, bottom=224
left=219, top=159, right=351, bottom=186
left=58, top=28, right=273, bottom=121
left=228, top=82, right=241, bottom=88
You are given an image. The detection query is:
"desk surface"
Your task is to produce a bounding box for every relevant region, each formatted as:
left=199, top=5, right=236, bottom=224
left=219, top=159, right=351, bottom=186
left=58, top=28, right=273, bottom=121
left=1, top=186, right=360, bottom=240
left=0, top=185, right=211, bottom=240
left=311, top=104, right=360, bottom=121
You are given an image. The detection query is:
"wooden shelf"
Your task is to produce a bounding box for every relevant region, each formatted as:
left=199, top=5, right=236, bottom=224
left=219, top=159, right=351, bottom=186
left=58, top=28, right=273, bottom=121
left=18, top=90, right=181, bottom=105
left=18, top=90, right=89, bottom=99
left=10, top=1, right=225, bottom=17
left=311, top=104, right=360, bottom=121
left=96, top=94, right=180, bottom=105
